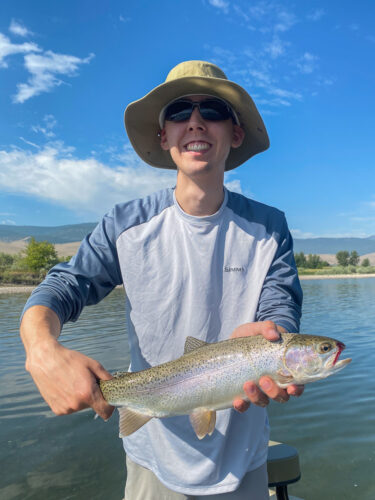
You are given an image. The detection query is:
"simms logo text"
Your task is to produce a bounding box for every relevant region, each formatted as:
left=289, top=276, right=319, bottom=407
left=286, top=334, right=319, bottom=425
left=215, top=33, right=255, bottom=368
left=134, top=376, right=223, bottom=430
left=224, top=266, right=245, bottom=272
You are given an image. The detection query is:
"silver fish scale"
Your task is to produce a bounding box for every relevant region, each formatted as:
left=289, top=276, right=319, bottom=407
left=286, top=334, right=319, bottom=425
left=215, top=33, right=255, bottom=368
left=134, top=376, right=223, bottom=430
left=100, top=335, right=289, bottom=417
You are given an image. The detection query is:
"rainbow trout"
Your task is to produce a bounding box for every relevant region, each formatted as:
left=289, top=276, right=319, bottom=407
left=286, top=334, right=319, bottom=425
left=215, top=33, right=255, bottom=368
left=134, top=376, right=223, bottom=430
left=100, top=333, right=351, bottom=439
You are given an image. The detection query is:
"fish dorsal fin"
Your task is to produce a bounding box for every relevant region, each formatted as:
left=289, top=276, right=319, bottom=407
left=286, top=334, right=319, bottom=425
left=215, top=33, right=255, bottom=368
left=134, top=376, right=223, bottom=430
left=189, top=409, right=216, bottom=440
left=118, top=407, right=152, bottom=437
left=184, top=336, right=209, bottom=354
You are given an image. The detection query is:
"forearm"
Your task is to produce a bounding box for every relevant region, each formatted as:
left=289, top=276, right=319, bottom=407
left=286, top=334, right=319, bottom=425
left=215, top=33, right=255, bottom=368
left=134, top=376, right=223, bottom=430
left=20, top=305, right=62, bottom=362
left=20, top=305, right=114, bottom=419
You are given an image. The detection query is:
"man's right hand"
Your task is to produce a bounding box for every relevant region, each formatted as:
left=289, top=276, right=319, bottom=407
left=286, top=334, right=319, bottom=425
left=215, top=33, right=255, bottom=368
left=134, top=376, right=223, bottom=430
left=21, top=305, right=114, bottom=421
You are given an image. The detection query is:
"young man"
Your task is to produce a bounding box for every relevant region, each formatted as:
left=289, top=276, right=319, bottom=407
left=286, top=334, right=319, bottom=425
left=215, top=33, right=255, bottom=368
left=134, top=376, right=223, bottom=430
left=20, top=61, right=303, bottom=499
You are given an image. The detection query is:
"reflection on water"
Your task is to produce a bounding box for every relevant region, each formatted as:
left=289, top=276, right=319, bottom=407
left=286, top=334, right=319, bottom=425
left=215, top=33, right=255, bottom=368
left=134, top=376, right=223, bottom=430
left=1, top=280, right=375, bottom=499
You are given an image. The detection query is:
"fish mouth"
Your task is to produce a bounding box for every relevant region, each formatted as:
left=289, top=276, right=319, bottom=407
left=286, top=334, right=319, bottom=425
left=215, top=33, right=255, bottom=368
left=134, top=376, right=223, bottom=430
left=331, top=341, right=351, bottom=369
left=334, top=358, right=352, bottom=369
left=332, top=341, right=345, bottom=366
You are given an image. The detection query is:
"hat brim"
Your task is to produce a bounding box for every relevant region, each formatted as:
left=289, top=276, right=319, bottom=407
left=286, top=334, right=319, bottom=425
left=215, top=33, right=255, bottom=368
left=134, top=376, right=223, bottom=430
left=124, top=76, right=269, bottom=171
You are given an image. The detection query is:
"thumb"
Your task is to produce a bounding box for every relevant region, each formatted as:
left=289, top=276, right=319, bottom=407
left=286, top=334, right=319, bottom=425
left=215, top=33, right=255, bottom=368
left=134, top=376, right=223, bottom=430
left=89, top=359, right=114, bottom=381
left=87, top=360, right=115, bottom=420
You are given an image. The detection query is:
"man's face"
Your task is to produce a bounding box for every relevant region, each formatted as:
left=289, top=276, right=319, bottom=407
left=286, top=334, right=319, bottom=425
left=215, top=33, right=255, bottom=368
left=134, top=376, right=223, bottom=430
left=160, top=95, right=244, bottom=179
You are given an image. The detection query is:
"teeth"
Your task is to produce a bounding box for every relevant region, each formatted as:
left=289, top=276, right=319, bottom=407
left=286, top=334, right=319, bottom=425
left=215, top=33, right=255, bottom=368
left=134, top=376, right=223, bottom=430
left=186, top=142, right=210, bottom=151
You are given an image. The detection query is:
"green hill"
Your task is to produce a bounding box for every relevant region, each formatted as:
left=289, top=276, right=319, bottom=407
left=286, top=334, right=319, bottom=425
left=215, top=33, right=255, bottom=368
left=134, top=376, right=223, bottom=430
left=0, top=223, right=97, bottom=244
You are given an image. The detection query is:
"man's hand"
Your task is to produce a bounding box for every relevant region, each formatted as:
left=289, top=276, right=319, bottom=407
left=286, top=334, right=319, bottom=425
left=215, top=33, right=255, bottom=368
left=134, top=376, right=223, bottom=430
left=21, top=305, right=115, bottom=420
left=230, top=320, right=304, bottom=412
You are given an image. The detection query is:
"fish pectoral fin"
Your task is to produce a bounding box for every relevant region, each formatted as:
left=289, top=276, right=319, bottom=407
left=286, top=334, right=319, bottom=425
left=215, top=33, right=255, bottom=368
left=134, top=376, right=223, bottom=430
left=189, top=409, right=216, bottom=440
left=184, top=336, right=209, bottom=354
left=118, top=407, right=152, bottom=437
left=275, top=369, right=295, bottom=386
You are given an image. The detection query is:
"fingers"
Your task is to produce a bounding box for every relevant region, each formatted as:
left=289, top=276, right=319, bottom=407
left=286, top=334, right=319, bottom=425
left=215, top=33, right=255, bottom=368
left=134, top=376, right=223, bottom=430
left=86, top=359, right=115, bottom=420
left=259, top=377, right=290, bottom=403
left=237, top=378, right=305, bottom=412
left=261, top=322, right=280, bottom=342
left=287, top=384, right=305, bottom=397
left=90, top=383, right=115, bottom=421
left=233, top=397, right=250, bottom=413
left=243, top=381, right=269, bottom=407
left=89, top=359, right=114, bottom=381
left=230, top=320, right=280, bottom=341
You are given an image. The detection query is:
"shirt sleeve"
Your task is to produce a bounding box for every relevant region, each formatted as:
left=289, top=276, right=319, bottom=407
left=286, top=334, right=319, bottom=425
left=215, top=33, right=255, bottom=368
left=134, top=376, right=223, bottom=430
left=21, top=209, right=123, bottom=326
left=255, top=215, right=303, bottom=333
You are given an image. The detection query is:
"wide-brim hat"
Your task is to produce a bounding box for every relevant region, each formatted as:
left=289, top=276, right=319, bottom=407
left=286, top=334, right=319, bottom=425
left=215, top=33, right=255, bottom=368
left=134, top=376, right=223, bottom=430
left=124, top=60, right=269, bottom=171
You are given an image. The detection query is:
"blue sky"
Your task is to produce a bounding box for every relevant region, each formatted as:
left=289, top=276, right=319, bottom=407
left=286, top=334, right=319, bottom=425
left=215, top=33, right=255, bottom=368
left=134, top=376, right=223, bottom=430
left=0, top=0, right=374, bottom=237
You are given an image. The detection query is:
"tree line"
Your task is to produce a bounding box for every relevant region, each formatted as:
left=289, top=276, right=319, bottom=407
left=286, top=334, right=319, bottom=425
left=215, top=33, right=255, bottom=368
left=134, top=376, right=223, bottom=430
left=0, top=238, right=70, bottom=285
left=0, top=239, right=373, bottom=284
left=294, top=250, right=371, bottom=269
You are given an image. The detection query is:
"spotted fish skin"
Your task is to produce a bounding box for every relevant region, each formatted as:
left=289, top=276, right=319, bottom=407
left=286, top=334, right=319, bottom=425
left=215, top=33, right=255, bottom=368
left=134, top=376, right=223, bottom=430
left=99, top=333, right=351, bottom=438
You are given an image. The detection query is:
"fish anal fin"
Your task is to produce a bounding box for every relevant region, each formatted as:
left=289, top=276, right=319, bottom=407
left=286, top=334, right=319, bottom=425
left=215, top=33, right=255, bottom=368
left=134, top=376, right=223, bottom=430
left=118, top=407, right=152, bottom=437
left=184, top=336, right=209, bottom=354
left=189, top=409, right=216, bottom=440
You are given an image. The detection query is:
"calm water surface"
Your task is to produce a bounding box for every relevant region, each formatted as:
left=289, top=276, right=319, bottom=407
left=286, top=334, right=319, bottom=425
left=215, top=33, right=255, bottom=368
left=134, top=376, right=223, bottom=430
left=0, top=279, right=374, bottom=500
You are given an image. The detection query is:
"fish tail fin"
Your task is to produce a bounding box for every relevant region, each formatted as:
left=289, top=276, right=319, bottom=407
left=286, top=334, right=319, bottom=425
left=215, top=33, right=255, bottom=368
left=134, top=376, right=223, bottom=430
left=118, top=407, right=152, bottom=437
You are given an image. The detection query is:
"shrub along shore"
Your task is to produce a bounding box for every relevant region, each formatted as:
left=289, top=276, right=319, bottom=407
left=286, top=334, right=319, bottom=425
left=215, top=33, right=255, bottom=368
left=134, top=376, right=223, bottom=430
left=1, top=242, right=374, bottom=293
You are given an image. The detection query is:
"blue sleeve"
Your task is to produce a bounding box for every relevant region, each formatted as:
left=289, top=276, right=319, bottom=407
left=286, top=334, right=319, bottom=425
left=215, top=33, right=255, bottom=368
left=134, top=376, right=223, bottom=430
left=256, top=216, right=303, bottom=332
left=21, top=209, right=123, bottom=325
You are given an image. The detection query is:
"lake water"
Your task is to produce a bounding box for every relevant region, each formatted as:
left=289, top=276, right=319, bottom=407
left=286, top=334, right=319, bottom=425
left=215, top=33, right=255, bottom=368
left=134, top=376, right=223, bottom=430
left=0, top=278, right=374, bottom=500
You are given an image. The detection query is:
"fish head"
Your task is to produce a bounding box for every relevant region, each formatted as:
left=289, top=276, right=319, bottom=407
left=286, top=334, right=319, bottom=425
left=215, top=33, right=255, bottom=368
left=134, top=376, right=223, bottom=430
left=282, top=334, right=351, bottom=384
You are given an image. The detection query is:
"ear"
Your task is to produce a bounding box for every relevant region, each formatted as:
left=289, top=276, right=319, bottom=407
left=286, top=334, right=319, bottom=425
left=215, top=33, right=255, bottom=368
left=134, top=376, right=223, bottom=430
left=231, top=125, right=245, bottom=149
left=160, top=129, right=169, bottom=151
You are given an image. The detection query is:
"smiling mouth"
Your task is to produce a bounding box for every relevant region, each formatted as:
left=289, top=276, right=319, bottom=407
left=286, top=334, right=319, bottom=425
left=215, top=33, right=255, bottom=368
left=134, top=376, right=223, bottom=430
left=184, top=141, right=211, bottom=152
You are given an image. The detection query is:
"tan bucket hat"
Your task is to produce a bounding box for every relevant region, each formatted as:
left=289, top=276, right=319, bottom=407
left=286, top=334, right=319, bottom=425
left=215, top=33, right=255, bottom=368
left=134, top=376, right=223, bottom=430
left=124, top=60, right=269, bottom=171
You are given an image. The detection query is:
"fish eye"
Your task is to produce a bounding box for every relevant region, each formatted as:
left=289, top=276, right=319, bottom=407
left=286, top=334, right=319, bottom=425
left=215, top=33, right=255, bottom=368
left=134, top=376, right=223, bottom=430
left=318, top=342, right=333, bottom=354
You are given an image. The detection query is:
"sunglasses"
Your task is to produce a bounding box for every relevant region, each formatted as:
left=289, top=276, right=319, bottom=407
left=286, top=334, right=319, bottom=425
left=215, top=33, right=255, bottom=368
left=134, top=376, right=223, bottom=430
left=159, top=97, right=240, bottom=127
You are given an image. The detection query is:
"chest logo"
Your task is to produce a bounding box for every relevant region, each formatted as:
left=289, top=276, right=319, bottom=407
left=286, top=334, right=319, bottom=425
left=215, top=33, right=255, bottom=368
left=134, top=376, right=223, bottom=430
left=224, top=266, right=245, bottom=272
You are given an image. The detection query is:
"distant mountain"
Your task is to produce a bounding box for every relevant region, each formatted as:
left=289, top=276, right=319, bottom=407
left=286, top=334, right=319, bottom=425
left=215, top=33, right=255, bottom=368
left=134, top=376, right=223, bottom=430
left=0, top=223, right=97, bottom=244
left=293, top=237, right=375, bottom=255
left=1, top=224, right=375, bottom=255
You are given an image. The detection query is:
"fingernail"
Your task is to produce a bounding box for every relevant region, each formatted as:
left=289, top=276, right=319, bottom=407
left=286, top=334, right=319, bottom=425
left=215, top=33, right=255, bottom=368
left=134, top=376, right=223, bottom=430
left=261, top=380, right=271, bottom=391
left=246, top=384, right=257, bottom=395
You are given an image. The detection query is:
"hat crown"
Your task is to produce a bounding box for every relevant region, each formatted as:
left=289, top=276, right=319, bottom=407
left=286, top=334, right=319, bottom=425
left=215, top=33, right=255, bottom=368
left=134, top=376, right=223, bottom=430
left=165, top=60, right=228, bottom=83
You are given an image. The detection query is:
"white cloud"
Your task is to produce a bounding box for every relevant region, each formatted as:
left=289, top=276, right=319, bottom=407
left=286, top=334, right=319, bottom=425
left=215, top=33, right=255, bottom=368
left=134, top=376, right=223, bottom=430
left=0, top=32, right=40, bottom=68
left=224, top=179, right=243, bottom=194
left=19, top=137, right=41, bottom=149
left=297, top=52, right=319, bottom=74
left=208, top=0, right=229, bottom=13
left=1, top=219, right=16, bottom=225
left=268, top=87, right=302, bottom=100
left=307, top=9, right=325, bottom=22
left=31, top=114, right=57, bottom=138
left=264, top=37, right=288, bottom=59
left=290, top=229, right=316, bottom=239
left=9, top=19, right=33, bottom=37
left=274, top=10, right=297, bottom=33
left=13, top=50, right=94, bottom=103
left=0, top=143, right=176, bottom=216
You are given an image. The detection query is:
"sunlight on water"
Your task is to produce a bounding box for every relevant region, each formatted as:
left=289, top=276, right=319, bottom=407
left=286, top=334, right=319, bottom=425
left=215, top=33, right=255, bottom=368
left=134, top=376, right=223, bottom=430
left=1, top=280, right=374, bottom=499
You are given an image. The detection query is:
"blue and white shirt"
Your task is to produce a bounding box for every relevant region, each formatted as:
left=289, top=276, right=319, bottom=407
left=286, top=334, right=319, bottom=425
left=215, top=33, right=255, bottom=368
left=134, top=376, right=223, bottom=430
left=23, top=187, right=302, bottom=495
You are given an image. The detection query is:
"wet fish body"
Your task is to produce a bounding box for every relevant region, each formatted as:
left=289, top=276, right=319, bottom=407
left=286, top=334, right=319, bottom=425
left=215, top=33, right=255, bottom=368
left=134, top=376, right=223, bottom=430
left=100, top=333, right=351, bottom=439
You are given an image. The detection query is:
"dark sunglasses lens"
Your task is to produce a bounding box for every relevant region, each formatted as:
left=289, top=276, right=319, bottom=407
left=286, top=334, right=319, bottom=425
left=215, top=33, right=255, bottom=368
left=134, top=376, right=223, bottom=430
left=164, top=99, right=234, bottom=122
left=164, top=101, right=193, bottom=122
left=199, top=100, right=232, bottom=121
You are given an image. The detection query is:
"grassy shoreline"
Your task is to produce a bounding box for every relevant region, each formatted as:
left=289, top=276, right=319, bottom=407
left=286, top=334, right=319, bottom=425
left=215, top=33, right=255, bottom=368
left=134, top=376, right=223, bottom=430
left=1, top=274, right=375, bottom=295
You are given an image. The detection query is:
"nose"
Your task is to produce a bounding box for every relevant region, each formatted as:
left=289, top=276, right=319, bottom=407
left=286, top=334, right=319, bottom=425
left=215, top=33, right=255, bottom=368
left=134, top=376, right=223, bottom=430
left=187, top=107, right=206, bottom=130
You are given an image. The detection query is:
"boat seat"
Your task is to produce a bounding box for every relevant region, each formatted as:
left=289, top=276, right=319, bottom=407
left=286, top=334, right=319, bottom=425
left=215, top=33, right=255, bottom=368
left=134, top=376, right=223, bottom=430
left=267, top=440, right=301, bottom=500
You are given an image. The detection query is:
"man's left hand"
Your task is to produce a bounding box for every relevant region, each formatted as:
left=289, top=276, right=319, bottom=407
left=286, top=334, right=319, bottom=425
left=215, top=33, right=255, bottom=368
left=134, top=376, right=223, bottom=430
left=230, top=321, right=304, bottom=412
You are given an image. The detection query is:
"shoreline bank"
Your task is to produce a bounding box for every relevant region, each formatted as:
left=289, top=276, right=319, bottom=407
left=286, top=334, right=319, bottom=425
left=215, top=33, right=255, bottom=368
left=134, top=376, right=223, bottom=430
left=299, top=273, right=375, bottom=280
left=1, top=275, right=375, bottom=295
